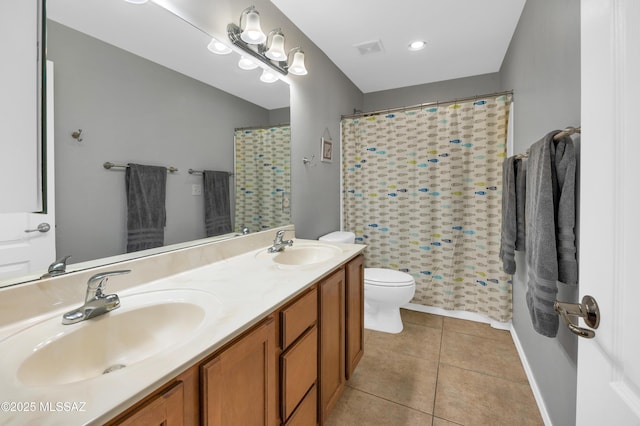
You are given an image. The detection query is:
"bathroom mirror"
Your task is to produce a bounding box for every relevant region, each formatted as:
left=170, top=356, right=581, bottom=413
left=0, top=0, right=291, bottom=288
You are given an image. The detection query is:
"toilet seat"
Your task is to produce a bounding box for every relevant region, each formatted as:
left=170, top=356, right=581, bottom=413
left=364, top=268, right=415, bottom=287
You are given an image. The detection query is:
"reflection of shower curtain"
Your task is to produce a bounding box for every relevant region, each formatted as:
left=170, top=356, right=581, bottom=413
left=342, top=95, right=513, bottom=322
left=234, top=125, right=291, bottom=233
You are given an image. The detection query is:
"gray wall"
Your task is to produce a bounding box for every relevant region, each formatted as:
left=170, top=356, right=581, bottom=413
left=500, top=0, right=581, bottom=425
left=48, top=21, right=275, bottom=262
left=363, top=73, right=501, bottom=111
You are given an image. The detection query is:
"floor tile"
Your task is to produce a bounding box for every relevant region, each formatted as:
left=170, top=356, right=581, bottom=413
left=348, top=345, right=438, bottom=414
left=433, top=417, right=463, bottom=426
left=434, top=364, right=543, bottom=426
left=401, top=309, right=444, bottom=330
left=365, top=322, right=442, bottom=360
left=443, top=317, right=512, bottom=343
left=440, top=330, right=527, bottom=382
left=324, top=386, right=433, bottom=426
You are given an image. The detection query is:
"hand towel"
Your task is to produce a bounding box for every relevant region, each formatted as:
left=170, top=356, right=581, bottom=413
left=500, top=156, right=519, bottom=274
left=125, top=163, right=167, bottom=253
left=525, top=131, right=578, bottom=337
left=203, top=170, right=232, bottom=237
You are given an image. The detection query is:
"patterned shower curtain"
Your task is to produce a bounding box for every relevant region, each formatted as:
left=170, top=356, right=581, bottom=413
left=342, top=94, right=513, bottom=322
left=234, top=125, right=291, bottom=233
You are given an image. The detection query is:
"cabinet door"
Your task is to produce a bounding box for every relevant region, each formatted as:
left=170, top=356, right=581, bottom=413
left=117, top=381, right=184, bottom=426
left=201, top=318, right=276, bottom=426
left=318, top=268, right=345, bottom=424
left=281, top=326, right=317, bottom=420
left=345, top=254, right=365, bottom=379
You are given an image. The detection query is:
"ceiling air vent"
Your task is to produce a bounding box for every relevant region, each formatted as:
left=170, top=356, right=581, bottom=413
left=354, top=39, right=385, bottom=56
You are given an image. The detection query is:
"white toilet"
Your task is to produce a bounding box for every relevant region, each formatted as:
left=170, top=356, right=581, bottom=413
left=319, top=231, right=416, bottom=334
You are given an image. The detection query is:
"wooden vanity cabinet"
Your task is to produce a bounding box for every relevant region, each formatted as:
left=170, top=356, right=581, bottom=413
left=345, top=254, right=364, bottom=379
left=318, top=268, right=346, bottom=424
left=108, top=365, right=199, bottom=426
left=107, top=254, right=365, bottom=426
left=279, top=286, right=318, bottom=425
left=201, top=316, right=277, bottom=426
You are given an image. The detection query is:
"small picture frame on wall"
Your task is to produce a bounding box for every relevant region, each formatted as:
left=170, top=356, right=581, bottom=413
left=321, top=137, right=333, bottom=162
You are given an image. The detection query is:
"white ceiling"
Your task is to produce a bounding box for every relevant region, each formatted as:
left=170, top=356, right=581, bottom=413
left=271, top=0, right=526, bottom=93
left=47, top=0, right=525, bottom=110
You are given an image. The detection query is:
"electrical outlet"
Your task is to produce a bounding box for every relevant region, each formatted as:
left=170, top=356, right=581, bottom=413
left=192, top=184, right=202, bottom=196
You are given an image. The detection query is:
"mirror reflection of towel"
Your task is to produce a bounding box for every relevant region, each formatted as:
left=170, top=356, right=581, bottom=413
left=125, top=163, right=167, bottom=252
left=203, top=171, right=232, bottom=237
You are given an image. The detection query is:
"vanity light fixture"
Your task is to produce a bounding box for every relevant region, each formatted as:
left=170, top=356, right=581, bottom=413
left=207, top=37, right=232, bottom=55
left=265, top=29, right=287, bottom=61
left=227, top=5, right=308, bottom=79
left=259, top=69, right=279, bottom=83
left=124, top=0, right=149, bottom=4
left=238, top=56, right=259, bottom=70
left=239, top=6, right=266, bottom=44
left=287, top=47, right=308, bottom=76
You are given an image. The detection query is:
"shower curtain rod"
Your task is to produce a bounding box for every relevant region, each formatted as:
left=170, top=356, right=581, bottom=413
left=234, top=123, right=290, bottom=132
left=341, top=90, right=514, bottom=120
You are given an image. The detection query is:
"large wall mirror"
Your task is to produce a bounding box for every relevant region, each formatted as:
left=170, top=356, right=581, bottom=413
left=1, top=0, right=291, bottom=288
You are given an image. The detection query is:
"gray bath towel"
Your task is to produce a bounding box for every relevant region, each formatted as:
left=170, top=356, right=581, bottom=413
left=125, top=163, right=167, bottom=253
left=500, top=157, right=526, bottom=274
left=203, top=170, right=232, bottom=237
left=525, top=131, right=578, bottom=337
left=515, top=159, right=527, bottom=250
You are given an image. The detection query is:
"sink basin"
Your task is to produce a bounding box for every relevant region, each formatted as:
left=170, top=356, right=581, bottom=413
left=257, top=244, right=342, bottom=269
left=1, top=289, right=219, bottom=387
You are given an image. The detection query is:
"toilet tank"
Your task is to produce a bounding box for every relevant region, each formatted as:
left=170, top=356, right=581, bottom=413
left=318, top=231, right=355, bottom=244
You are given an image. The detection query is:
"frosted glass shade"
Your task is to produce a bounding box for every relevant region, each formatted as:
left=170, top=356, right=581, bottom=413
left=288, top=50, right=308, bottom=76
left=265, top=33, right=286, bottom=60
left=240, top=10, right=266, bottom=44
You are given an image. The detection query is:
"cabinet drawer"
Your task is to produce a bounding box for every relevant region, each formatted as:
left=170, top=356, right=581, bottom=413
left=280, top=287, right=317, bottom=349
left=281, top=326, right=318, bottom=421
left=284, top=384, right=317, bottom=426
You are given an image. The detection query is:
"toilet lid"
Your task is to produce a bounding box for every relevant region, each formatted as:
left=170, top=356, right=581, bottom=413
left=364, top=268, right=415, bottom=287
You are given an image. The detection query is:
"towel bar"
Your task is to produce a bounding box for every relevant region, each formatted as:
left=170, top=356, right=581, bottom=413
left=188, top=168, right=233, bottom=176
left=103, top=162, right=178, bottom=173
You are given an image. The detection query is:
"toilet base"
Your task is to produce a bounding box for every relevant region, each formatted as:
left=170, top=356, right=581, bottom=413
left=364, top=303, right=404, bottom=334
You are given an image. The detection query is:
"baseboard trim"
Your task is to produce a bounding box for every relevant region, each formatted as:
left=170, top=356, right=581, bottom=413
left=403, top=303, right=511, bottom=330
left=510, top=326, right=553, bottom=426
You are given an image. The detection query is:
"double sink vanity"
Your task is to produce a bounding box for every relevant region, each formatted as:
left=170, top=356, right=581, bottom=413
left=0, top=226, right=365, bottom=425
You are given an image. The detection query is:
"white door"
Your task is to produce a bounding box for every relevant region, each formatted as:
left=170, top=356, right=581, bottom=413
left=576, top=0, right=640, bottom=423
left=0, top=61, right=56, bottom=283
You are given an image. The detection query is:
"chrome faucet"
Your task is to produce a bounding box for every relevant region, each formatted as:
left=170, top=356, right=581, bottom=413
left=41, top=255, right=71, bottom=278
left=268, top=229, right=294, bottom=253
left=62, top=270, right=131, bottom=325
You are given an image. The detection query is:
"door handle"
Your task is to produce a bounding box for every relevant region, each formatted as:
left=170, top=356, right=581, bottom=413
left=554, top=295, right=600, bottom=338
left=24, top=223, right=51, bottom=233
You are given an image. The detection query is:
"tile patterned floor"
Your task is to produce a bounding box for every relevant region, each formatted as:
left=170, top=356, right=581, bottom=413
left=325, top=309, right=544, bottom=426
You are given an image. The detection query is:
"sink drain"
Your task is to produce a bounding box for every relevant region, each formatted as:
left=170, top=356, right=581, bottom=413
left=103, top=364, right=126, bottom=374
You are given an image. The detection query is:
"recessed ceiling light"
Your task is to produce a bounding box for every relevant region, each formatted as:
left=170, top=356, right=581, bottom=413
left=408, top=40, right=427, bottom=51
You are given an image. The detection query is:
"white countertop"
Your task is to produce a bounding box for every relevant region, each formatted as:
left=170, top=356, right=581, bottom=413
left=0, top=238, right=364, bottom=425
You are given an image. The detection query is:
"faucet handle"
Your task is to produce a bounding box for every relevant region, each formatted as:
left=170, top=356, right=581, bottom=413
left=87, top=270, right=131, bottom=291
left=47, top=255, right=71, bottom=275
